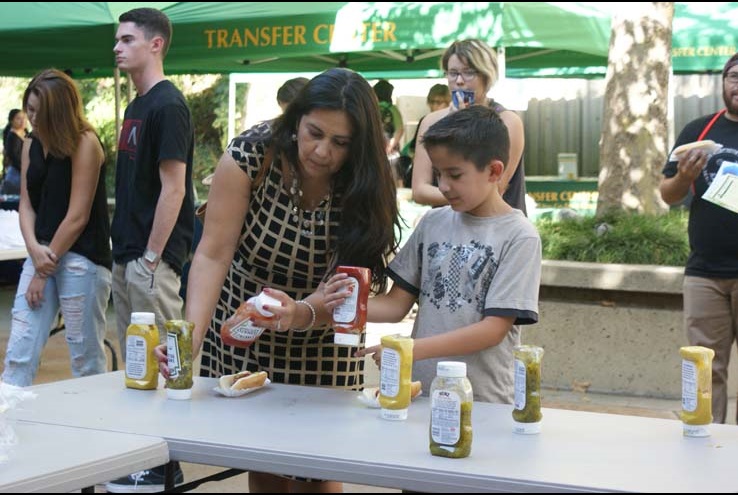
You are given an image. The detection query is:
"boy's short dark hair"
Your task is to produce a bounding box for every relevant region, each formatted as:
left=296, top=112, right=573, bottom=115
left=422, top=106, right=509, bottom=170
left=120, top=8, right=173, bottom=57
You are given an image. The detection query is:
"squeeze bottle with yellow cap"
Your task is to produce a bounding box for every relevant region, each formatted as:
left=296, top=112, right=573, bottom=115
left=679, top=345, right=714, bottom=437
left=378, top=334, right=414, bottom=420
left=125, top=312, right=159, bottom=390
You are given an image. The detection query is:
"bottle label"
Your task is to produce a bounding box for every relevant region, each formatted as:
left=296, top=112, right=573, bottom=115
left=126, top=335, right=148, bottom=380
left=333, top=277, right=359, bottom=324
left=380, top=347, right=400, bottom=398
left=431, top=390, right=462, bottom=445
left=167, top=332, right=181, bottom=379
left=229, top=319, right=265, bottom=342
left=513, top=358, right=527, bottom=410
left=682, top=359, right=698, bottom=412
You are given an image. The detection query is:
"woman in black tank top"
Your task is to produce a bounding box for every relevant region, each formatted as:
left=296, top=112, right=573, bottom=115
left=1, top=69, right=112, bottom=387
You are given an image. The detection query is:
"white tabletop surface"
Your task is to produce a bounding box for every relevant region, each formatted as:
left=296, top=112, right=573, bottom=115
left=0, top=420, right=168, bottom=493
left=0, top=249, right=26, bottom=262
left=10, top=371, right=738, bottom=493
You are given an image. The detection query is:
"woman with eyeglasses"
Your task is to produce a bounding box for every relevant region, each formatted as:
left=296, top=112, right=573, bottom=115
left=411, top=39, right=527, bottom=215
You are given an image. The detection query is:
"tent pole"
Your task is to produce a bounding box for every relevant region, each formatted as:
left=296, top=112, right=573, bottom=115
left=114, top=68, right=121, bottom=147
left=228, top=74, right=237, bottom=143
left=127, top=72, right=134, bottom=102
left=497, top=46, right=506, bottom=82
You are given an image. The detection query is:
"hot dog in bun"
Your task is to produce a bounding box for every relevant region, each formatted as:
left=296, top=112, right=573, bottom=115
left=672, top=140, right=721, bottom=158
left=218, top=370, right=268, bottom=391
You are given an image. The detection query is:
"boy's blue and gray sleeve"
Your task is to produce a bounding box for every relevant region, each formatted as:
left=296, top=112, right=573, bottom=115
left=484, top=234, right=541, bottom=325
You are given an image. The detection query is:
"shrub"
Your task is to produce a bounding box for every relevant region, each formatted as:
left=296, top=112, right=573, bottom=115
left=535, top=210, right=690, bottom=266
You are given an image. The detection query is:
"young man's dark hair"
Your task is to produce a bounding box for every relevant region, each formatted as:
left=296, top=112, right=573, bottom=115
left=119, top=7, right=173, bottom=57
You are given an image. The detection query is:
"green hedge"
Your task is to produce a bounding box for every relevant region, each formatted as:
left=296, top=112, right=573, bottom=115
left=536, top=210, right=690, bottom=266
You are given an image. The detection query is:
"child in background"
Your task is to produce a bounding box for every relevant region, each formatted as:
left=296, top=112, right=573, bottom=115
left=325, top=106, right=541, bottom=403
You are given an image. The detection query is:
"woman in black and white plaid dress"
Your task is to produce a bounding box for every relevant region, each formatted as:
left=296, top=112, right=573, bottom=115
left=162, top=68, right=400, bottom=493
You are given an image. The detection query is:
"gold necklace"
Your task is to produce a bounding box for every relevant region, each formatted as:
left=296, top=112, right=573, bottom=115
left=287, top=166, right=332, bottom=237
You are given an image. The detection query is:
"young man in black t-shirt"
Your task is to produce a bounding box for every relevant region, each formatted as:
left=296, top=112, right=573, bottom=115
left=106, top=8, right=193, bottom=492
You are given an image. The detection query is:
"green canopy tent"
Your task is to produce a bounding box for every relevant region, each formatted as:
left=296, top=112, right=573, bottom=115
left=2, top=2, right=736, bottom=80
left=0, top=2, right=612, bottom=79
left=672, top=2, right=738, bottom=73
left=161, top=2, right=612, bottom=79
left=0, top=2, right=177, bottom=78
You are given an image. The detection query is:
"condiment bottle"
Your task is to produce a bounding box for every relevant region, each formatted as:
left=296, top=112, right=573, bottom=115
left=220, top=291, right=280, bottom=348
left=125, top=312, right=159, bottom=390
left=512, top=344, right=544, bottom=434
left=332, top=266, right=371, bottom=346
left=429, top=361, right=473, bottom=458
left=165, top=320, right=194, bottom=400
left=680, top=345, right=714, bottom=437
left=378, top=334, right=413, bottom=420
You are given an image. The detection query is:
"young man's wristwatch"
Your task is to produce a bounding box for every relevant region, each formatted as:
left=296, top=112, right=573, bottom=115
left=143, top=248, right=160, bottom=264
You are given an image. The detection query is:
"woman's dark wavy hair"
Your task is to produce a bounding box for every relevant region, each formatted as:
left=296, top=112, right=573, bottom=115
left=272, top=68, right=400, bottom=293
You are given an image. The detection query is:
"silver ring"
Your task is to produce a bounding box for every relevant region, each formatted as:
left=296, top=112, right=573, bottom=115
left=277, top=319, right=281, bottom=331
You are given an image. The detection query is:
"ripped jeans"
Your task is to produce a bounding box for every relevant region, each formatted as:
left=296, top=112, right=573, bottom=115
left=2, top=252, right=112, bottom=386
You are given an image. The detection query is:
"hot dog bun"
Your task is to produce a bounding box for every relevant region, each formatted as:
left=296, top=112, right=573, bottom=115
left=219, top=371, right=268, bottom=390
left=410, top=380, right=422, bottom=399
left=672, top=140, right=719, bottom=157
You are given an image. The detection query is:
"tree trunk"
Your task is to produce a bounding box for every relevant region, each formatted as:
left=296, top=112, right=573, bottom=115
left=596, top=3, right=674, bottom=216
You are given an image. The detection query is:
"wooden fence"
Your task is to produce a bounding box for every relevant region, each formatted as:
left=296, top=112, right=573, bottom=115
left=521, top=73, right=725, bottom=177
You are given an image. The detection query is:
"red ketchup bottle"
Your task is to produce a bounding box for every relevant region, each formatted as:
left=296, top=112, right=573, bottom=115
left=332, top=266, right=371, bottom=346
left=221, top=291, right=280, bottom=348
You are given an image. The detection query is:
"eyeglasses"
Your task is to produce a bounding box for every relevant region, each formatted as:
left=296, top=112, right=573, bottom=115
left=726, top=73, right=738, bottom=84
left=445, top=69, right=478, bottom=81
left=428, top=99, right=449, bottom=106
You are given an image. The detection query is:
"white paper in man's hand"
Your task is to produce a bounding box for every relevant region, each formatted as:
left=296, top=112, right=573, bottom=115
left=702, top=161, right=738, bottom=214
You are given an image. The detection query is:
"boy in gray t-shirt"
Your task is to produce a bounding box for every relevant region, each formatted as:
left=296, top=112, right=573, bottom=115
left=326, top=106, right=541, bottom=403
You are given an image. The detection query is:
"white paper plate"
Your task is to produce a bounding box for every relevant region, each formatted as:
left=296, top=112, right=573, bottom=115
left=214, top=378, right=271, bottom=398
left=357, top=388, right=381, bottom=408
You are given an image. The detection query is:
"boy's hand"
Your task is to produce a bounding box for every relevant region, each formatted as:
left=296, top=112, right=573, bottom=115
left=355, top=344, right=382, bottom=368
left=322, top=272, right=354, bottom=310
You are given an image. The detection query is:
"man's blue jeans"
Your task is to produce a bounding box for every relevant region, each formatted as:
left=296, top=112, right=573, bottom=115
left=2, top=252, right=112, bottom=386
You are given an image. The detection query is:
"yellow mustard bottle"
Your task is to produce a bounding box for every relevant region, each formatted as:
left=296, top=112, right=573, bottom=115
left=378, top=334, right=414, bottom=420
left=125, top=312, right=159, bottom=390
left=679, top=345, right=714, bottom=437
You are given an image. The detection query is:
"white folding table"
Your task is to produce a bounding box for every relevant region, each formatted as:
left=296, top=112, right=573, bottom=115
left=9, top=371, right=738, bottom=492
left=0, top=421, right=168, bottom=493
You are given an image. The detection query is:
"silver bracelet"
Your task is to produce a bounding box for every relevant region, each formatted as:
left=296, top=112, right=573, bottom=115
left=294, top=300, right=316, bottom=331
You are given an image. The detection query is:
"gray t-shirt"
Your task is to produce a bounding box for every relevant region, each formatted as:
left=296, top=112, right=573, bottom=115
left=388, top=207, right=541, bottom=403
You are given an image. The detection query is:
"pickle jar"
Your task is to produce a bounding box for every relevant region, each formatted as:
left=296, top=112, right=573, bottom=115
left=429, top=361, right=473, bottom=458
left=125, top=312, right=159, bottom=390
left=165, top=320, right=195, bottom=400
left=512, top=345, right=544, bottom=434
left=680, top=345, right=715, bottom=437
left=378, top=334, right=414, bottom=420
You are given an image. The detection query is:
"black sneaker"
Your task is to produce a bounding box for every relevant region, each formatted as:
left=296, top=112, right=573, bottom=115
left=105, top=462, right=184, bottom=493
